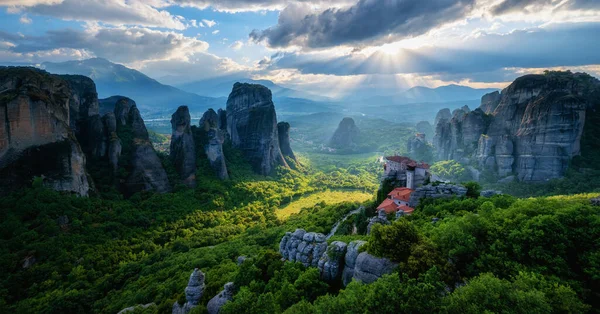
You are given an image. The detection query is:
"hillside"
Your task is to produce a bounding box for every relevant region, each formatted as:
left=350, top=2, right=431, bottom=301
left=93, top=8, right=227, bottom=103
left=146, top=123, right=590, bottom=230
left=42, top=58, right=221, bottom=115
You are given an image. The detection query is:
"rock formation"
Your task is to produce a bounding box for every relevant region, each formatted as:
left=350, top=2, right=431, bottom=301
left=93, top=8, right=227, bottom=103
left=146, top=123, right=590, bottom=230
left=367, top=209, right=390, bottom=235
left=329, top=117, right=359, bottom=149
left=199, top=109, right=229, bottom=180
left=170, top=106, right=196, bottom=187
left=279, top=229, right=396, bottom=286
left=0, top=67, right=91, bottom=196
left=226, top=83, right=288, bottom=175
left=173, top=269, right=205, bottom=314
left=341, top=240, right=366, bottom=286
left=117, top=303, right=156, bottom=314
left=434, top=108, right=451, bottom=127
left=207, top=282, right=235, bottom=314
left=279, top=229, right=328, bottom=267
left=277, top=122, right=297, bottom=165
left=318, top=241, right=347, bottom=282
left=352, top=252, right=398, bottom=284
left=479, top=90, right=501, bottom=114
left=98, top=96, right=170, bottom=195
left=60, top=75, right=99, bottom=133
left=408, top=184, right=468, bottom=208
left=433, top=71, right=600, bottom=182
left=416, top=120, right=434, bottom=140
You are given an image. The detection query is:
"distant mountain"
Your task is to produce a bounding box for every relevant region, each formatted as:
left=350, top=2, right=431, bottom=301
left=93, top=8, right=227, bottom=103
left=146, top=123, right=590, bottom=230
left=359, top=84, right=499, bottom=105
left=177, top=76, right=331, bottom=102
left=41, top=58, right=221, bottom=115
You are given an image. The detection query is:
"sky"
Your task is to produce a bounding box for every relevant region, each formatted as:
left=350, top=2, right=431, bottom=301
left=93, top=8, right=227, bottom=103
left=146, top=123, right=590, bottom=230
left=0, top=0, right=599, bottom=97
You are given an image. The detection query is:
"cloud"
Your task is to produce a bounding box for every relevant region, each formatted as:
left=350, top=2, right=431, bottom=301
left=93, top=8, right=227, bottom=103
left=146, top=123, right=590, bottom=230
left=212, top=30, right=220, bottom=34
left=19, top=15, right=32, bottom=24
left=230, top=40, right=244, bottom=50
left=2, top=0, right=187, bottom=30
left=261, top=23, right=600, bottom=82
left=490, top=0, right=600, bottom=15
left=169, top=0, right=354, bottom=13
left=2, top=26, right=209, bottom=63
left=250, top=0, right=476, bottom=49
left=202, top=19, right=216, bottom=27
left=0, top=0, right=62, bottom=6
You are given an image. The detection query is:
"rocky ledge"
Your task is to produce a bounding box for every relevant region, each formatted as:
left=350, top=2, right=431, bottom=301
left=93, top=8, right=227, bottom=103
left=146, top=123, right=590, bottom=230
left=279, top=229, right=397, bottom=286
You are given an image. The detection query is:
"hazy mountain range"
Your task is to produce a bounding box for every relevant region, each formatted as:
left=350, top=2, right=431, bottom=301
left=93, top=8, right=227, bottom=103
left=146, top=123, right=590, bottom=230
left=35, top=58, right=497, bottom=121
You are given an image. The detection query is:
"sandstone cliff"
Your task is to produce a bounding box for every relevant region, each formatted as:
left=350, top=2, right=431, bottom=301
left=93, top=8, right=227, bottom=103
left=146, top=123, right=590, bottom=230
left=199, top=109, right=228, bottom=180
left=329, top=117, right=359, bottom=149
left=115, top=97, right=171, bottom=195
left=277, top=121, right=298, bottom=165
left=226, top=83, right=288, bottom=175
left=433, top=71, right=600, bottom=182
left=170, top=106, right=196, bottom=187
left=0, top=67, right=91, bottom=196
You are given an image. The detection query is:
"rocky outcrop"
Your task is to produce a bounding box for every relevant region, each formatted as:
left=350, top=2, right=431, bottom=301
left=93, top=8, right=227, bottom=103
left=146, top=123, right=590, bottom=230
left=329, top=117, right=359, bottom=149
left=279, top=230, right=395, bottom=286
left=226, top=83, right=288, bottom=175
left=118, top=303, right=156, bottom=314
left=408, top=184, right=468, bottom=208
left=318, top=241, right=347, bottom=282
left=200, top=109, right=228, bottom=180
left=367, top=209, right=390, bottom=235
left=481, top=190, right=502, bottom=197
left=434, top=72, right=600, bottom=182
left=353, top=252, right=398, bottom=284
left=60, top=75, right=99, bottom=133
left=434, top=108, right=451, bottom=127
left=342, top=240, right=366, bottom=286
left=407, top=133, right=430, bottom=160
left=173, top=269, right=205, bottom=314
left=125, top=105, right=171, bottom=194
left=207, top=282, right=235, bottom=314
left=433, top=106, right=488, bottom=161
left=170, top=106, right=196, bottom=187
left=279, top=229, right=328, bottom=267
left=277, top=122, right=297, bottom=164
left=102, top=113, right=121, bottom=173
left=416, top=120, right=434, bottom=140
left=0, top=67, right=91, bottom=196
left=479, top=91, right=501, bottom=114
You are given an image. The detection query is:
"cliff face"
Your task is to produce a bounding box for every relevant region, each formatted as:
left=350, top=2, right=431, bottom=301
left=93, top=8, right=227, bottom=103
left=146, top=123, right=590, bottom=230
left=329, top=117, right=359, bottom=149
left=434, top=71, right=600, bottom=182
left=277, top=122, right=297, bottom=164
left=0, top=67, right=91, bottom=196
left=113, top=97, right=171, bottom=195
left=199, top=109, right=228, bottom=180
left=226, top=83, right=287, bottom=175
left=170, top=106, right=196, bottom=187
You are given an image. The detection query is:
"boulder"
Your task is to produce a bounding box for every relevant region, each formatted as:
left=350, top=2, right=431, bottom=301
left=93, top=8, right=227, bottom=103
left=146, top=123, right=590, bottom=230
left=342, top=240, right=366, bottom=286
left=173, top=269, right=205, bottom=314
left=352, top=252, right=398, bottom=284
left=329, top=117, right=359, bottom=149
left=0, top=67, right=91, bottom=196
left=280, top=229, right=328, bottom=267
left=170, top=106, right=196, bottom=187
left=207, top=282, right=235, bottom=314
left=318, top=241, right=347, bottom=282
left=590, top=197, right=600, bottom=206
left=226, top=83, right=288, bottom=175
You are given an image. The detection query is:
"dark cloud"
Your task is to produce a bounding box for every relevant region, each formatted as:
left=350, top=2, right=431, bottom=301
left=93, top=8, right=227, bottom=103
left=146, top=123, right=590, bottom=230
left=262, top=23, right=600, bottom=79
left=4, top=27, right=208, bottom=63
left=250, top=0, right=476, bottom=49
left=491, top=0, right=600, bottom=15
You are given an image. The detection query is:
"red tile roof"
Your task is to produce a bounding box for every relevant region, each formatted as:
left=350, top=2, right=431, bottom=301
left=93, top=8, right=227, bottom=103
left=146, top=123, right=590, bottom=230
left=388, top=187, right=413, bottom=202
left=397, top=205, right=415, bottom=215
left=384, top=156, right=430, bottom=169
left=377, top=199, right=398, bottom=214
